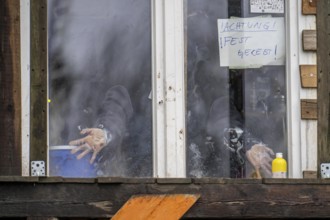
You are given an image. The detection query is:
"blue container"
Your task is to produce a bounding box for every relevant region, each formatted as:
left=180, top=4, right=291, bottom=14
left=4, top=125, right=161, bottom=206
left=49, top=145, right=97, bottom=177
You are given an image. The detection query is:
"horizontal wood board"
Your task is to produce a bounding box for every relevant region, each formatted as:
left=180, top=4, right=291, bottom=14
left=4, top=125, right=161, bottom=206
left=302, top=0, right=317, bottom=15
left=0, top=178, right=330, bottom=218
left=301, top=99, right=317, bottom=120
left=300, top=65, right=317, bottom=88
left=302, top=30, right=317, bottom=51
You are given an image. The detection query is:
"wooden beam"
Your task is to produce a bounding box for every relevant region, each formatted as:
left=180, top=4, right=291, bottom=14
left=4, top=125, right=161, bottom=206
left=112, top=194, right=200, bottom=220
left=317, top=0, right=330, bottom=178
left=300, top=65, right=317, bottom=88
left=301, top=99, right=317, bottom=120
left=0, top=178, right=330, bottom=218
left=0, top=0, right=22, bottom=175
left=302, top=30, right=317, bottom=51
left=30, top=0, right=48, bottom=175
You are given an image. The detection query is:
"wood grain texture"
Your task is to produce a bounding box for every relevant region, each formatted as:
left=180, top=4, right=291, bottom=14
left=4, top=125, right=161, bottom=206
left=301, top=99, right=317, bottom=120
left=317, top=0, right=330, bottom=177
left=0, top=179, right=330, bottom=218
left=0, top=0, right=22, bottom=175
left=300, top=65, right=317, bottom=88
left=30, top=0, right=48, bottom=174
left=302, top=30, right=317, bottom=51
left=112, top=194, right=200, bottom=220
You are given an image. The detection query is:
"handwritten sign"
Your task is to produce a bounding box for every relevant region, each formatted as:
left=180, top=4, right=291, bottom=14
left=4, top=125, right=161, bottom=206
left=250, top=0, right=284, bottom=14
left=218, top=17, right=285, bottom=69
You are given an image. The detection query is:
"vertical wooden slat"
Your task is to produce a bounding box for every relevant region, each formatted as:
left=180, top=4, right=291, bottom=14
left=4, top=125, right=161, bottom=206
left=30, top=0, right=48, bottom=174
left=0, top=0, right=22, bottom=175
left=317, top=0, right=330, bottom=177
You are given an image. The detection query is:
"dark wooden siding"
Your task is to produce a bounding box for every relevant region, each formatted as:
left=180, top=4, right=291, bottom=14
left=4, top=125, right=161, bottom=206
left=317, top=0, right=330, bottom=176
left=0, top=0, right=21, bottom=175
left=30, top=0, right=48, bottom=173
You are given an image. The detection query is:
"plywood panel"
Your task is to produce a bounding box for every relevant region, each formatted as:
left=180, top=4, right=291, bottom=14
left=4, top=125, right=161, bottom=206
left=112, top=194, right=200, bottom=220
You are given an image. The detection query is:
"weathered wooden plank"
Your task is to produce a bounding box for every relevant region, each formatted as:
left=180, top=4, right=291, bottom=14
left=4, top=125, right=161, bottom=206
left=303, top=170, right=317, bottom=179
left=300, top=65, right=317, bottom=88
left=112, top=194, right=200, bottom=220
left=0, top=0, right=22, bottom=175
left=317, top=0, right=330, bottom=177
left=157, top=178, right=192, bottom=184
left=30, top=0, right=48, bottom=174
left=97, top=177, right=156, bottom=184
left=302, top=0, right=317, bottom=15
left=301, top=99, right=317, bottom=120
left=302, top=30, right=317, bottom=51
left=0, top=180, right=330, bottom=218
left=0, top=176, right=38, bottom=182
left=193, top=178, right=261, bottom=184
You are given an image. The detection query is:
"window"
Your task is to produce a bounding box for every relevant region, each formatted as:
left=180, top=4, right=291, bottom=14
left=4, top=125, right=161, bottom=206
left=23, top=0, right=300, bottom=178
left=185, top=0, right=287, bottom=178
left=48, top=0, right=153, bottom=177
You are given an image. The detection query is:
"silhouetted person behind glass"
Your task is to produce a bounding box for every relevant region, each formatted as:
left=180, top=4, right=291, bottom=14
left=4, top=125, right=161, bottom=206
left=61, top=0, right=276, bottom=179
left=48, top=0, right=152, bottom=177
left=186, top=2, right=276, bottom=178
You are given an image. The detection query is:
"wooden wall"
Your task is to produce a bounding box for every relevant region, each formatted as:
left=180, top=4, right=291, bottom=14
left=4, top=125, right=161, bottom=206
left=0, top=177, right=329, bottom=219
left=0, top=0, right=21, bottom=175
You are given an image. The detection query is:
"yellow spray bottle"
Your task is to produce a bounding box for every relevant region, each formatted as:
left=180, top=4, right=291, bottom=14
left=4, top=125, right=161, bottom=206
left=272, top=152, right=287, bottom=178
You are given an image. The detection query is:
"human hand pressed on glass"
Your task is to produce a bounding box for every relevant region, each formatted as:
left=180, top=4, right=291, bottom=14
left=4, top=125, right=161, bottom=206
left=246, top=144, right=274, bottom=178
left=69, top=128, right=108, bottom=164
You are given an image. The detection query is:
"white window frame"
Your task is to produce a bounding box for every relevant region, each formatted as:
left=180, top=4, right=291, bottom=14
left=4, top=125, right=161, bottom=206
left=152, top=0, right=312, bottom=178
left=21, top=0, right=31, bottom=176
left=152, top=0, right=186, bottom=177
left=286, top=0, right=317, bottom=178
left=21, top=0, right=315, bottom=178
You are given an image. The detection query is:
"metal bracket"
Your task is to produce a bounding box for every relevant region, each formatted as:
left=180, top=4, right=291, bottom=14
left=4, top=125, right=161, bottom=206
left=320, top=163, right=330, bottom=178
left=31, top=161, right=46, bottom=176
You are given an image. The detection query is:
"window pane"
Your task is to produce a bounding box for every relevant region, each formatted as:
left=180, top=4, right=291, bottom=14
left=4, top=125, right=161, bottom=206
left=186, top=0, right=287, bottom=178
left=48, top=0, right=152, bottom=177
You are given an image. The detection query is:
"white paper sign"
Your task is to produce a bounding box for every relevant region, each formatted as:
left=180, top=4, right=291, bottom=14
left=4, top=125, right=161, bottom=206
left=218, top=17, right=285, bottom=69
left=250, top=0, right=284, bottom=14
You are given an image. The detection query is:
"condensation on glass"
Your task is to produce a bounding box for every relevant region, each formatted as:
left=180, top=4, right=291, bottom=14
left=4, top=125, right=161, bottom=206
left=47, top=0, right=152, bottom=178
left=185, top=0, right=287, bottom=178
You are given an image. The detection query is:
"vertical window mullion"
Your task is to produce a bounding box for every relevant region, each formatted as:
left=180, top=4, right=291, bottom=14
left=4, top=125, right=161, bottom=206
left=286, top=0, right=302, bottom=178
left=153, top=0, right=186, bottom=177
left=152, top=0, right=166, bottom=177
left=21, top=0, right=31, bottom=176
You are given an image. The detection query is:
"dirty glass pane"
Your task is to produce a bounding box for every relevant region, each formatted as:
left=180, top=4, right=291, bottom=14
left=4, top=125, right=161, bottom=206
left=186, top=0, right=287, bottom=178
left=48, top=0, right=152, bottom=177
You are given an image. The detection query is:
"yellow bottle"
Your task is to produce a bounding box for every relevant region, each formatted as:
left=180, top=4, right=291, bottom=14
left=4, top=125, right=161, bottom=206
left=272, top=152, right=287, bottom=178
